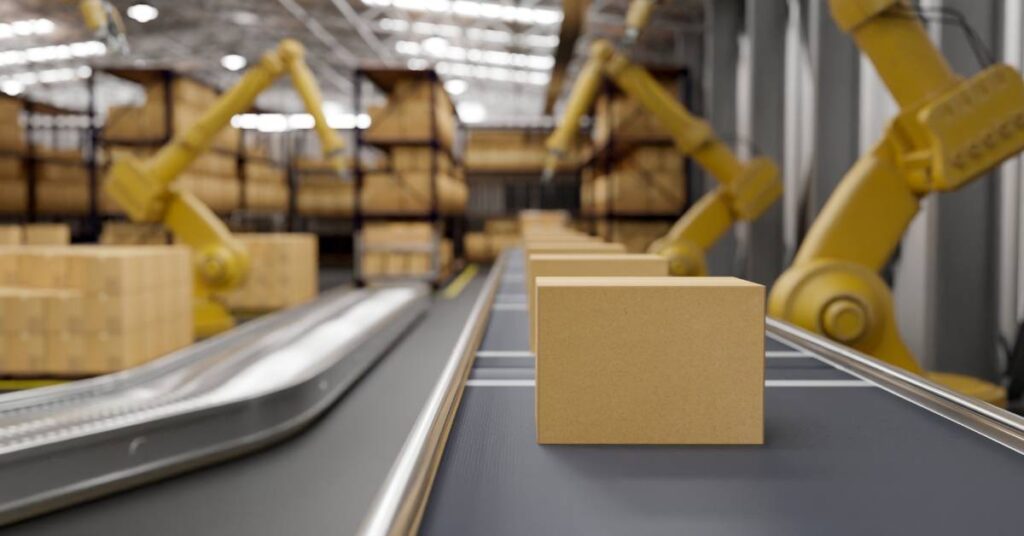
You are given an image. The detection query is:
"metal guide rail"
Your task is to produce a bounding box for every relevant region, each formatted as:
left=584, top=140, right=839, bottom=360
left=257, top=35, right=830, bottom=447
left=0, top=283, right=431, bottom=526
left=361, top=249, right=1024, bottom=536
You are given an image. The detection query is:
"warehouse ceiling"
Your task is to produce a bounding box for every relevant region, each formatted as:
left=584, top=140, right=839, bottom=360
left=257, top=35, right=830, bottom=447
left=0, top=0, right=702, bottom=126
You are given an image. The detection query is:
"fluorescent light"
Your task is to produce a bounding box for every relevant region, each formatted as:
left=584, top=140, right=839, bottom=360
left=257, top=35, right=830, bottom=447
left=407, top=58, right=430, bottom=70
left=457, top=101, right=486, bottom=124
left=0, top=18, right=55, bottom=40
left=362, top=0, right=562, bottom=25
left=126, top=4, right=159, bottom=23
left=230, top=113, right=372, bottom=131
left=221, top=54, right=247, bottom=71
left=395, top=40, right=553, bottom=71
left=0, top=80, right=24, bottom=96
left=434, top=61, right=550, bottom=86
left=444, top=79, right=467, bottom=95
left=0, top=41, right=107, bottom=67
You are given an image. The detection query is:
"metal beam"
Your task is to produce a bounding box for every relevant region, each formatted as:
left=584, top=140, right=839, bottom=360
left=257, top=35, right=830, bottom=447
left=742, top=0, right=787, bottom=285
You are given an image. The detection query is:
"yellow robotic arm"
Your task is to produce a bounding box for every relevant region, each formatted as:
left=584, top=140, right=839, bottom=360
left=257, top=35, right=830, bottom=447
left=768, top=0, right=1024, bottom=405
left=546, top=39, right=781, bottom=275
left=79, top=0, right=128, bottom=54
left=104, top=39, right=346, bottom=337
left=623, top=0, right=658, bottom=45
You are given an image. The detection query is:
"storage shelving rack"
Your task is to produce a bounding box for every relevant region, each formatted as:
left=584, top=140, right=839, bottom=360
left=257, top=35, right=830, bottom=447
left=580, top=67, right=695, bottom=249
left=0, top=94, right=99, bottom=240
left=463, top=124, right=582, bottom=232
left=351, top=67, right=465, bottom=287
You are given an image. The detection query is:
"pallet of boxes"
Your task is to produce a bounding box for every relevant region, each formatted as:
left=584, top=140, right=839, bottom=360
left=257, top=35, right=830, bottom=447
left=216, top=233, right=319, bottom=315
left=0, top=244, right=193, bottom=378
left=357, top=70, right=466, bottom=284
left=359, top=223, right=454, bottom=282
left=101, top=69, right=242, bottom=216
left=586, top=71, right=686, bottom=253
left=464, top=218, right=521, bottom=263
left=243, top=148, right=290, bottom=213
left=0, top=95, right=27, bottom=215
left=295, top=156, right=354, bottom=218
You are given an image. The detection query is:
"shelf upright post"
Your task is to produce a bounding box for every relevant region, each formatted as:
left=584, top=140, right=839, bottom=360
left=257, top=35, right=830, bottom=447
left=352, top=69, right=365, bottom=287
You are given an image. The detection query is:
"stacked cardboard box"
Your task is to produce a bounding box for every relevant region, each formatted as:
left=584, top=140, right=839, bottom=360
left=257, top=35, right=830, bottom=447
left=23, top=224, right=71, bottom=245
left=592, top=76, right=678, bottom=148
left=0, top=155, right=27, bottom=214
left=0, top=225, right=21, bottom=245
left=609, top=221, right=673, bottom=253
left=360, top=222, right=454, bottom=280
left=582, top=148, right=685, bottom=216
left=0, top=96, right=25, bottom=152
left=361, top=171, right=466, bottom=215
left=295, top=158, right=353, bottom=217
left=464, top=129, right=549, bottom=171
left=363, top=77, right=457, bottom=152
left=102, top=73, right=242, bottom=215
left=104, top=76, right=240, bottom=152
left=463, top=218, right=521, bottom=263
left=33, top=149, right=92, bottom=215
left=100, top=222, right=170, bottom=245
left=243, top=160, right=289, bottom=212
left=219, top=233, right=318, bottom=312
left=0, top=245, right=193, bottom=376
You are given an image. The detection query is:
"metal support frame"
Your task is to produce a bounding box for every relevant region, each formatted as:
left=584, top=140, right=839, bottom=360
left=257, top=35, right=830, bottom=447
left=925, top=0, right=1001, bottom=380
left=702, top=0, right=742, bottom=274
left=742, top=0, right=787, bottom=285
left=806, top=0, right=859, bottom=229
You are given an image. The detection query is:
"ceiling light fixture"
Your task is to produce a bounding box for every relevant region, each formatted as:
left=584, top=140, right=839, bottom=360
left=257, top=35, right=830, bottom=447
left=0, top=41, right=107, bottom=68
left=444, top=79, right=468, bottom=95
left=126, top=4, right=159, bottom=23
left=362, top=0, right=562, bottom=26
left=0, top=18, right=55, bottom=40
left=220, top=54, right=247, bottom=71
left=395, top=40, right=554, bottom=71
left=457, top=101, right=486, bottom=124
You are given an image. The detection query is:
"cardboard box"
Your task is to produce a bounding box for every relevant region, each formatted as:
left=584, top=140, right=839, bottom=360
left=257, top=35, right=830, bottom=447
left=219, top=233, right=318, bottom=311
left=526, top=254, right=668, bottom=352
left=535, top=276, right=764, bottom=445
left=522, top=242, right=627, bottom=269
left=0, top=225, right=22, bottom=245
left=23, top=224, right=71, bottom=245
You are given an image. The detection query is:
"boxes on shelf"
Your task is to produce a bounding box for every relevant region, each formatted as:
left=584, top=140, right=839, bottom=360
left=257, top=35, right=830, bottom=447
left=592, top=75, right=679, bottom=147
left=23, top=224, right=71, bottom=245
left=0, top=245, right=193, bottom=376
left=360, top=222, right=454, bottom=280
left=102, top=73, right=240, bottom=152
left=361, top=172, right=467, bottom=215
left=294, top=158, right=353, bottom=217
left=390, top=147, right=455, bottom=175
left=598, top=171, right=685, bottom=215
left=100, top=222, right=170, bottom=245
left=607, top=221, right=673, bottom=253
left=363, top=77, right=457, bottom=151
left=0, top=96, right=25, bottom=152
left=219, top=233, right=318, bottom=312
left=0, top=155, right=27, bottom=214
left=0, top=225, right=22, bottom=245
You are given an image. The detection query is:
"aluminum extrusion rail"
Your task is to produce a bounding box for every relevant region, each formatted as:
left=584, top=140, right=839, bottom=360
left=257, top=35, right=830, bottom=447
left=358, top=253, right=506, bottom=536
left=0, top=284, right=430, bottom=526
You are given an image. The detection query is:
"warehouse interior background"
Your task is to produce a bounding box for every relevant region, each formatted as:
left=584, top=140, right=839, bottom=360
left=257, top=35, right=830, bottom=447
left=2, top=0, right=1024, bottom=532
left=0, top=1, right=1020, bottom=384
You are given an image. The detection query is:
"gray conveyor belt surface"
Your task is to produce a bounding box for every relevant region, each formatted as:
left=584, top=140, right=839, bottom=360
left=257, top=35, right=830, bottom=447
left=419, top=250, right=1024, bottom=535
left=4, top=272, right=488, bottom=536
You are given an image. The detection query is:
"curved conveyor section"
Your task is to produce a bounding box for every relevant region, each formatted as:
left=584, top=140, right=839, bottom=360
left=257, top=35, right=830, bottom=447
left=0, top=284, right=430, bottom=526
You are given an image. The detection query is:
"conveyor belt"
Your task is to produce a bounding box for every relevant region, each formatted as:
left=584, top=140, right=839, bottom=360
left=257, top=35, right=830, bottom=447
left=0, top=272, right=488, bottom=534
left=362, top=249, right=1024, bottom=535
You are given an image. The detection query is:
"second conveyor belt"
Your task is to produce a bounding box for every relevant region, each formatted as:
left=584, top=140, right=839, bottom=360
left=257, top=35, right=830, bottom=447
left=367, top=248, right=1024, bottom=535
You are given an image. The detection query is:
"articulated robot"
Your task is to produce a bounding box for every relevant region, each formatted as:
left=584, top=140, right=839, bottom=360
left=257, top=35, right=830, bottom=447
left=545, top=39, right=781, bottom=276
left=79, top=0, right=128, bottom=54
left=769, top=0, right=1024, bottom=405
left=104, top=39, right=347, bottom=338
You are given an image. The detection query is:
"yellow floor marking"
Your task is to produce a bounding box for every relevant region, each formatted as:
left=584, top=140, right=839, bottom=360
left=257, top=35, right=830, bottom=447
left=443, top=264, right=479, bottom=299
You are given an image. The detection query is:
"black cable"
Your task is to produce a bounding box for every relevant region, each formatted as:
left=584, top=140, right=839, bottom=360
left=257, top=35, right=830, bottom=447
left=884, top=4, right=996, bottom=69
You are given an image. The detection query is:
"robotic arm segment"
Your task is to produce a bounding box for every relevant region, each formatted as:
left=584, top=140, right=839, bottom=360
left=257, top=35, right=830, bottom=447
left=79, top=0, right=128, bottom=54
